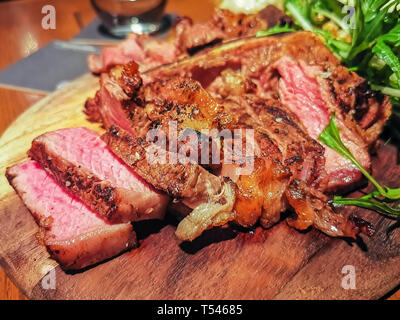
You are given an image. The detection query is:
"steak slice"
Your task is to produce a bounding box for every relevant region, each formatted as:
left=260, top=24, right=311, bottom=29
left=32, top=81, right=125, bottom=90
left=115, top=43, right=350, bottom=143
left=221, top=95, right=370, bottom=238
left=273, top=57, right=371, bottom=192
left=145, top=32, right=390, bottom=192
left=103, top=125, right=236, bottom=241
left=87, top=6, right=291, bottom=74
left=85, top=62, right=151, bottom=139
left=29, top=127, right=169, bottom=223
left=88, top=33, right=179, bottom=74
left=97, top=68, right=369, bottom=240
left=6, top=160, right=137, bottom=270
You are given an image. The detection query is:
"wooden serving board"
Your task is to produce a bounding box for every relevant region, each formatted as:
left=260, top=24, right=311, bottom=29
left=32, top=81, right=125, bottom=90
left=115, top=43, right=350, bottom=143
left=0, top=73, right=399, bottom=300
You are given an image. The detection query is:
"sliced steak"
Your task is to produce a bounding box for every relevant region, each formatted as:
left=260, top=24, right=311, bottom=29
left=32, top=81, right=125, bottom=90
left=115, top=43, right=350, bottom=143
left=88, top=5, right=291, bottom=74
left=6, top=160, right=137, bottom=270
left=145, top=31, right=391, bottom=192
left=103, top=125, right=236, bottom=241
left=273, top=57, right=371, bottom=191
left=85, top=62, right=151, bottom=138
left=88, top=33, right=179, bottom=74
left=94, top=65, right=370, bottom=240
left=29, top=127, right=169, bottom=223
left=221, top=95, right=368, bottom=238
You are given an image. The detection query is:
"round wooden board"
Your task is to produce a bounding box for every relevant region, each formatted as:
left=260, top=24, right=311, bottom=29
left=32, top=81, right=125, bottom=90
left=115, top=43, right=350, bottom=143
left=0, top=73, right=399, bottom=300
left=0, top=73, right=102, bottom=298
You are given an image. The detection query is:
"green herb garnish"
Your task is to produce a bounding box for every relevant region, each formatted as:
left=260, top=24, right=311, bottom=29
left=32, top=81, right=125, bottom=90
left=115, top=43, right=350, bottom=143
left=256, top=24, right=296, bottom=37
left=319, top=114, right=400, bottom=217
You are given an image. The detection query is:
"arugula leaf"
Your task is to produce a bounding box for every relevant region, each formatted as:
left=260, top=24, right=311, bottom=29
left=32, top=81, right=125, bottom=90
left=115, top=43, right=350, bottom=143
left=319, top=114, right=400, bottom=217
left=319, top=113, right=390, bottom=197
left=279, top=0, right=400, bottom=217
left=373, top=42, right=400, bottom=87
left=334, top=196, right=400, bottom=218
left=256, top=24, right=296, bottom=37
left=286, top=0, right=314, bottom=31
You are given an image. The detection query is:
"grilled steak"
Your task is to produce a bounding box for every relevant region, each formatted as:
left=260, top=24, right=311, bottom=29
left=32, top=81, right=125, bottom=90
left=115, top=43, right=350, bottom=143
left=221, top=95, right=368, bottom=237
left=85, top=62, right=151, bottom=138
left=29, top=127, right=169, bottom=223
left=88, top=33, right=179, bottom=74
left=145, top=31, right=391, bottom=192
left=92, top=63, right=370, bottom=240
left=6, top=161, right=137, bottom=270
left=103, top=125, right=236, bottom=241
left=272, top=57, right=371, bottom=191
left=88, top=5, right=291, bottom=74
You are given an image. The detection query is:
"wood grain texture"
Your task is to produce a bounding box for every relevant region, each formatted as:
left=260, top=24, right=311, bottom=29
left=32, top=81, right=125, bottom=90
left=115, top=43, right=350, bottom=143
left=0, top=0, right=399, bottom=301
left=0, top=73, right=398, bottom=300
left=0, top=0, right=216, bottom=300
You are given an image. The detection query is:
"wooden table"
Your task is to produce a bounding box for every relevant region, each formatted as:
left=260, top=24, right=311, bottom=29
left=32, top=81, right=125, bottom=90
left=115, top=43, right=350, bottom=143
left=0, top=0, right=398, bottom=300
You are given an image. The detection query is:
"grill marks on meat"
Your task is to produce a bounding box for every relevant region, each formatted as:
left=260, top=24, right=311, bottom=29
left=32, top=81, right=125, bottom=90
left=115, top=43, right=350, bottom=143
left=274, top=57, right=371, bottom=191
left=89, top=61, right=372, bottom=240
left=143, top=77, right=236, bottom=133
left=29, top=127, right=168, bottom=223
left=85, top=62, right=151, bottom=138
left=103, top=125, right=236, bottom=241
left=221, top=95, right=366, bottom=238
left=6, top=161, right=137, bottom=270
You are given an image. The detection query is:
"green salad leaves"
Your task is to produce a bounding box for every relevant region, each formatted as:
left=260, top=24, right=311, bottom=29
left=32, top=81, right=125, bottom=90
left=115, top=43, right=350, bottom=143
left=282, top=0, right=400, bottom=117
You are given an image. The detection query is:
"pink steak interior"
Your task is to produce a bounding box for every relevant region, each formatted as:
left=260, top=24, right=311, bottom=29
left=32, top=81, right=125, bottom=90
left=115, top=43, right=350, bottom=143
left=8, top=160, right=111, bottom=241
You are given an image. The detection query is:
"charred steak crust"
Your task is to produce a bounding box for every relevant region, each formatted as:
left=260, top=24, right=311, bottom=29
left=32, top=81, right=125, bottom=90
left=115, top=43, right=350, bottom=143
left=145, top=31, right=391, bottom=149
left=103, top=125, right=226, bottom=209
left=28, top=129, right=168, bottom=224
left=30, top=141, right=139, bottom=223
